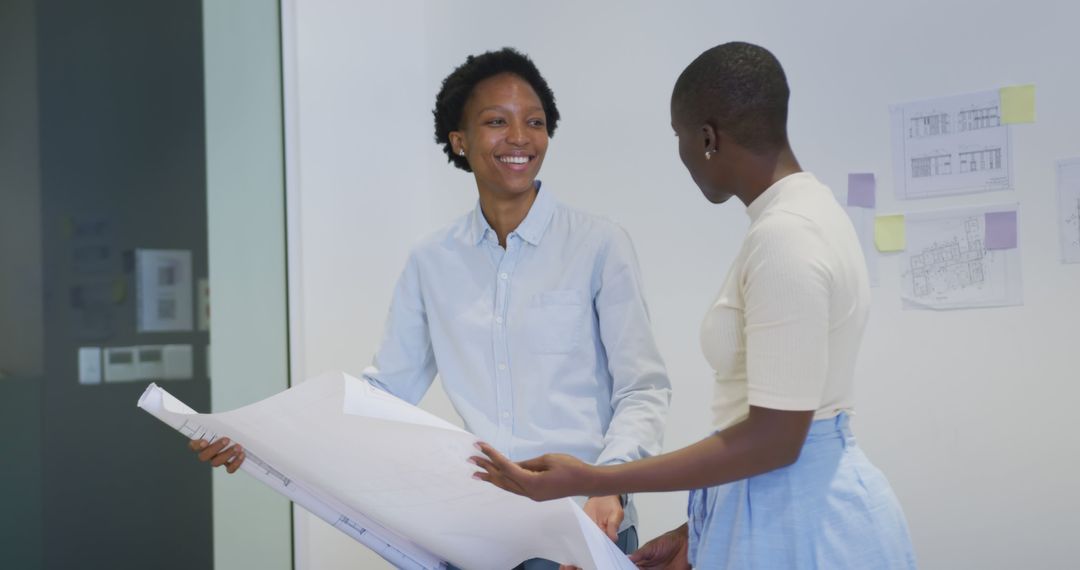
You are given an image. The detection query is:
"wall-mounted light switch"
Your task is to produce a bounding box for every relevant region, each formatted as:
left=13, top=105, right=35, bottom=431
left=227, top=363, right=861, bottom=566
left=161, top=344, right=193, bottom=380
left=78, top=347, right=103, bottom=385
left=136, top=346, right=165, bottom=380
left=104, top=347, right=138, bottom=382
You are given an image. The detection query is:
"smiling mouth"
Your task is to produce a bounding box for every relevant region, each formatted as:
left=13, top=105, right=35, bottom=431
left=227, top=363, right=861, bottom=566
left=497, top=155, right=533, bottom=165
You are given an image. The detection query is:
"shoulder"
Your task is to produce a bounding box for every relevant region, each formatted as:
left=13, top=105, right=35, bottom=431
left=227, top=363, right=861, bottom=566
left=549, top=201, right=634, bottom=248
left=743, top=209, right=835, bottom=279
left=746, top=179, right=843, bottom=251
left=747, top=209, right=827, bottom=250
left=407, top=209, right=475, bottom=259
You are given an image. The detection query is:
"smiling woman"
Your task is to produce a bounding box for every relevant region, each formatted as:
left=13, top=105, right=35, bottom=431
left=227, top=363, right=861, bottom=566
left=192, top=47, right=672, bottom=570
left=447, top=72, right=550, bottom=235
left=432, top=48, right=560, bottom=246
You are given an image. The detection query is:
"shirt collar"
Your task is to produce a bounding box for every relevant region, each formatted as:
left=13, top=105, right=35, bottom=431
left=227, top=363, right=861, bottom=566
left=745, top=172, right=815, bottom=222
left=468, top=181, right=556, bottom=246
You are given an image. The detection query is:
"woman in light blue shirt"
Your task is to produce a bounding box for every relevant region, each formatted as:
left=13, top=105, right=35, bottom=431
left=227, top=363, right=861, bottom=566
left=192, top=47, right=671, bottom=569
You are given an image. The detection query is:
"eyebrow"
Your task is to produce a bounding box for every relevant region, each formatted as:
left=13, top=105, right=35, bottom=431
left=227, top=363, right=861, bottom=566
left=476, top=105, right=545, bottom=114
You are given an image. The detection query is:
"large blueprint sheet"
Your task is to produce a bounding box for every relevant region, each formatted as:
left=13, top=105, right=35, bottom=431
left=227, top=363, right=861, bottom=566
left=138, top=371, right=635, bottom=569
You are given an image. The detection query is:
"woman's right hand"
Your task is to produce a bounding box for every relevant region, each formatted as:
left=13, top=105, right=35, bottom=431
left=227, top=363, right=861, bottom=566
left=628, top=523, right=691, bottom=569
left=188, top=437, right=246, bottom=474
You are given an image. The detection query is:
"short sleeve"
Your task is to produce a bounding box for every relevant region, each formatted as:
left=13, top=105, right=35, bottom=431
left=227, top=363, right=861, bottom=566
left=742, top=213, right=834, bottom=411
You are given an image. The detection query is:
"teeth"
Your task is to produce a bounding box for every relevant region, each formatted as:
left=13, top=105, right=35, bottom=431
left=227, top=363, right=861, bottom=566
left=499, top=156, right=529, bottom=164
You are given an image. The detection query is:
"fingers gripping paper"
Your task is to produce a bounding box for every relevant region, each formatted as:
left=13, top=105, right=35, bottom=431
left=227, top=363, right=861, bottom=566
left=137, top=371, right=635, bottom=569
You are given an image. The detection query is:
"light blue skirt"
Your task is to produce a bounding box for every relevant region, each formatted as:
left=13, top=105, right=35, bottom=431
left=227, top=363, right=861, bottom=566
left=687, top=413, right=917, bottom=569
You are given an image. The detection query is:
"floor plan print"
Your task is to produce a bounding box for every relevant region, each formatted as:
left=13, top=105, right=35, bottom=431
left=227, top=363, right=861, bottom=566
left=900, top=205, right=1022, bottom=310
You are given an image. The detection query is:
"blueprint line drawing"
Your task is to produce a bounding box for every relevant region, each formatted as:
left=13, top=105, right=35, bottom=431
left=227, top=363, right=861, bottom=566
left=891, top=89, right=1013, bottom=200
left=957, top=148, right=1002, bottom=173
left=909, top=112, right=950, bottom=137
left=957, top=105, right=1000, bottom=131
left=1058, top=158, right=1080, bottom=264
left=900, top=204, right=1022, bottom=310
left=911, top=154, right=952, bottom=178
left=907, top=216, right=985, bottom=298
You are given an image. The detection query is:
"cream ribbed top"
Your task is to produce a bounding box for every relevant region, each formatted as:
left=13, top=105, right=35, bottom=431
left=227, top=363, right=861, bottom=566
left=701, top=172, right=870, bottom=431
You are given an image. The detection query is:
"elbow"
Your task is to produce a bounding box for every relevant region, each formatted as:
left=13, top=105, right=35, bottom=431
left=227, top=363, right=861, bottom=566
left=746, top=407, right=814, bottom=472
left=775, top=444, right=803, bottom=469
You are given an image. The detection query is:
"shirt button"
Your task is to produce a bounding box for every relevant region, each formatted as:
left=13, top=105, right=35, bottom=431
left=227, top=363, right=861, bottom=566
left=498, top=363, right=507, bottom=371
left=499, top=272, right=508, bottom=280
left=495, top=316, right=504, bottom=324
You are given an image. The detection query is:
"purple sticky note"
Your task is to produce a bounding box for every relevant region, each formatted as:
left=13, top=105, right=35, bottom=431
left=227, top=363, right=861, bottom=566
left=847, top=173, right=876, bottom=208
left=984, top=211, right=1018, bottom=250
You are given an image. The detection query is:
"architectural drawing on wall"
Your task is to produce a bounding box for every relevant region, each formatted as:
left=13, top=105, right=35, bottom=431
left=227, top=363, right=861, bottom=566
left=957, top=105, right=1000, bottom=131
left=900, top=204, right=1022, bottom=310
left=890, top=89, right=1012, bottom=200
left=957, top=148, right=1002, bottom=173
left=911, top=154, right=952, bottom=178
left=909, top=112, right=950, bottom=137
left=1057, top=158, right=1080, bottom=264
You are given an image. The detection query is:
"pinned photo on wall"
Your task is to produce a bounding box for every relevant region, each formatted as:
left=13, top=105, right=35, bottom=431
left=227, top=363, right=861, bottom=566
left=135, top=249, right=194, bottom=333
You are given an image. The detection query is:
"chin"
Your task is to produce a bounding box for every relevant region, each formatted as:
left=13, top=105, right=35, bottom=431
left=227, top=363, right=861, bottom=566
left=703, top=190, right=734, bottom=204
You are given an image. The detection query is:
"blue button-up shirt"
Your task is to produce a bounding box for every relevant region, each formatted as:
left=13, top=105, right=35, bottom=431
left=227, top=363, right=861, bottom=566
left=363, top=187, right=670, bottom=528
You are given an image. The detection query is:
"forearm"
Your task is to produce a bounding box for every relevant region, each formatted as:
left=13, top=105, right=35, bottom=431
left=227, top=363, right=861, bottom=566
left=586, top=406, right=813, bottom=495
left=595, top=388, right=670, bottom=466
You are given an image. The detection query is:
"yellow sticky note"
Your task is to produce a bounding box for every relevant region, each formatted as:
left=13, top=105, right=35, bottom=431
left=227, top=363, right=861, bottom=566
left=875, top=215, right=906, bottom=252
left=1000, top=84, right=1035, bottom=124
left=111, top=278, right=127, bottom=303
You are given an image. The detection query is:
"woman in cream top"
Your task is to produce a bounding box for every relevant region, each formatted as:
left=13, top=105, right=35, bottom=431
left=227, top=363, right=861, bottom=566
left=474, top=42, right=917, bottom=569
left=703, top=171, right=869, bottom=432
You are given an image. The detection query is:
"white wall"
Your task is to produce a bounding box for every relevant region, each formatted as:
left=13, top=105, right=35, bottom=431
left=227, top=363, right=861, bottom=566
left=284, top=1, right=1080, bottom=568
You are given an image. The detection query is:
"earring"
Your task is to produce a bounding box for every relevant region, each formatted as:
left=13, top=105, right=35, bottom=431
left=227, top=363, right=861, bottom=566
left=459, top=149, right=466, bottom=156
left=705, top=150, right=714, bottom=160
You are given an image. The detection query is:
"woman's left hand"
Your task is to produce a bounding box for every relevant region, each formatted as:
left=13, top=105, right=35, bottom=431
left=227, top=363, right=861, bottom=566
left=471, top=442, right=596, bottom=501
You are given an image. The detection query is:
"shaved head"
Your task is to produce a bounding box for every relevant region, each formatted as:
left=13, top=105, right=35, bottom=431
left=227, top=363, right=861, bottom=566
left=672, top=42, right=790, bottom=153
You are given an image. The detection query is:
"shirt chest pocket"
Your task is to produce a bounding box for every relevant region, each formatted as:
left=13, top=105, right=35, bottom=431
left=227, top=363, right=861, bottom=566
left=523, top=290, right=589, bottom=354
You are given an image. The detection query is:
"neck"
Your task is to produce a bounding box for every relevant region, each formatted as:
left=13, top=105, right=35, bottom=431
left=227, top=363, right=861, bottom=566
left=732, top=145, right=802, bottom=207
left=477, top=183, right=538, bottom=247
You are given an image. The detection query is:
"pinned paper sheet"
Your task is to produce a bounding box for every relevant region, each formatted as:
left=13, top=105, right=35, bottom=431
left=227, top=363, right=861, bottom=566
left=847, top=173, right=876, bottom=208
left=985, top=210, right=1018, bottom=249
left=875, top=215, right=906, bottom=251
left=900, top=204, right=1023, bottom=310
left=1000, top=85, right=1035, bottom=124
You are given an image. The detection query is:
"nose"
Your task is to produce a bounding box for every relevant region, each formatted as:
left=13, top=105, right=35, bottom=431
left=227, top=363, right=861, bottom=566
left=507, top=120, right=528, bottom=146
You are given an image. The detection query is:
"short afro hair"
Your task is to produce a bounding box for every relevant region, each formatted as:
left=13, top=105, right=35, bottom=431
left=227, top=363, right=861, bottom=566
left=433, top=47, right=560, bottom=172
left=672, top=42, right=790, bottom=153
